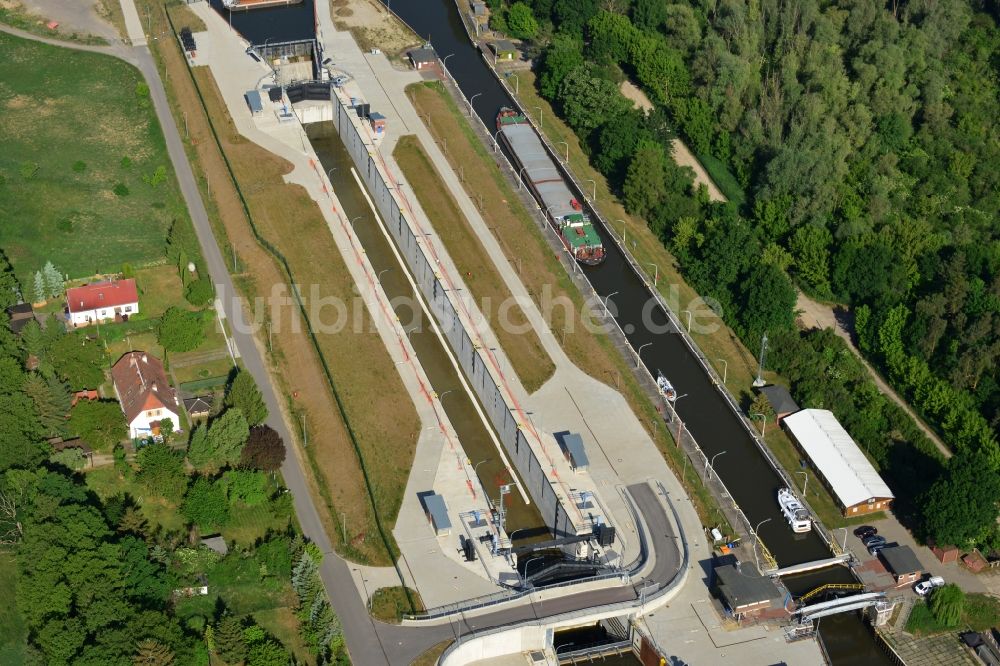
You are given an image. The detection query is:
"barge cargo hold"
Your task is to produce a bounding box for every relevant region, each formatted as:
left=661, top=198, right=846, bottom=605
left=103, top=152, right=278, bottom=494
left=496, top=108, right=605, bottom=265
left=222, top=0, right=303, bottom=11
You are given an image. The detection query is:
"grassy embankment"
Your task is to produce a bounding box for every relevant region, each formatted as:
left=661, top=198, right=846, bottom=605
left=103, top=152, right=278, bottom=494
left=408, top=81, right=729, bottom=532
left=504, top=70, right=871, bottom=530
left=368, top=585, right=425, bottom=623
left=0, top=31, right=187, bottom=284
left=0, top=553, right=26, bottom=666
left=413, top=640, right=452, bottom=666
left=139, top=0, right=420, bottom=566
left=393, top=135, right=555, bottom=394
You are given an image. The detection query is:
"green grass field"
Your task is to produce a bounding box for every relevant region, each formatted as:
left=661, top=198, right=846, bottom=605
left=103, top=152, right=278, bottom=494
left=0, top=553, right=27, bottom=666
left=0, top=32, right=190, bottom=285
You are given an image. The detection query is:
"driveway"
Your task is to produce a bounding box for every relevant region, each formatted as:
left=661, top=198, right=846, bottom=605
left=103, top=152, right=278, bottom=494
left=843, top=513, right=989, bottom=596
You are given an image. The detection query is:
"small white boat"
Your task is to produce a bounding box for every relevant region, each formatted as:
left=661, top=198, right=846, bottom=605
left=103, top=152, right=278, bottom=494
left=777, top=488, right=812, bottom=533
left=656, top=372, right=676, bottom=403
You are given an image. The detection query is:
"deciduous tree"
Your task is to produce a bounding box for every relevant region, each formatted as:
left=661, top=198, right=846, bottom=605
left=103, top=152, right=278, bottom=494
left=157, top=307, right=206, bottom=352
left=240, top=425, right=286, bottom=472
left=505, top=2, right=539, bottom=40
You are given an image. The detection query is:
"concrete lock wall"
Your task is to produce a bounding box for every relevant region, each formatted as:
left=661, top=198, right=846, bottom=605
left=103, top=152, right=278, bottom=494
left=331, top=95, right=578, bottom=538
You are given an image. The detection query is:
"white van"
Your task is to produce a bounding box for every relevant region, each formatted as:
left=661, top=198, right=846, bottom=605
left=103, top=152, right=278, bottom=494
left=914, top=576, right=945, bottom=596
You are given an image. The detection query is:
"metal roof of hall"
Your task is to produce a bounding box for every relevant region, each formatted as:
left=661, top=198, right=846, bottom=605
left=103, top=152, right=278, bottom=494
left=500, top=123, right=578, bottom=219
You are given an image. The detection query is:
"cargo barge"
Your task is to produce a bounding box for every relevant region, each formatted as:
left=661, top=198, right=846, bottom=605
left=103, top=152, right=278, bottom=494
left=222, top=0, right=303, bottom=11
left=496, top=108, right=605, bottom=265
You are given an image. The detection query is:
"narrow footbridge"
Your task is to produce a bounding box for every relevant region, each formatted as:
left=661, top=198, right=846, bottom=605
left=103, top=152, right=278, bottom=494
left=766, top=552, right=852, bottom=577
left=794, top=591, right=886, bottom=621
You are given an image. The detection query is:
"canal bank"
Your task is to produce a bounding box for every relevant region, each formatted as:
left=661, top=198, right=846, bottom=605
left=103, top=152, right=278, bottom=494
left=382, top=0, right=892, bottom=661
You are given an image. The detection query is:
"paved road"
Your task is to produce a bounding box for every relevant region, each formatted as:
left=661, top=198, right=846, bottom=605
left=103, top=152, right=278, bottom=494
left=0, top=20, right=689, bottom=664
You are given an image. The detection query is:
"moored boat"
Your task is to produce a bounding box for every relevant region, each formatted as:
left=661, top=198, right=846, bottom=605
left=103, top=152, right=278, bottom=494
left=223, top=0, right=303, bottom=11
left=496, top=107, right=605, bottom=265
left=777, top=487, right=812, bottom=533
left=656, top=371, right=676, bottom=403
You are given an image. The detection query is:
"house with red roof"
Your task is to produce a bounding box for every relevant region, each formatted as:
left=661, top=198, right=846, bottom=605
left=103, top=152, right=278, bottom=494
left=111, top=351, right=180, bottom=439
left=66, top=279, right=138, bottom=327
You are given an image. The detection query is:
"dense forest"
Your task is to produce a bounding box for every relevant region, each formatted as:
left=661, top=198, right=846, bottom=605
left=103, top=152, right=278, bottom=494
left=490, top=0, right=1000, bottom=547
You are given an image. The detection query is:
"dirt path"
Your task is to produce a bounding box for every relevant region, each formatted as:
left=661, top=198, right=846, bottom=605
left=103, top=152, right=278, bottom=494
left=618, top=80, right=726, bottom=203
left=796, top=291, right=951, bottom=459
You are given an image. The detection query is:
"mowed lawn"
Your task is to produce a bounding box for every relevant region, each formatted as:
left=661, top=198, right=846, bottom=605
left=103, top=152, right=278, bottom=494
left=0, top=32, right=189, bottom=284
left=0, top=552, right=27, bottom=666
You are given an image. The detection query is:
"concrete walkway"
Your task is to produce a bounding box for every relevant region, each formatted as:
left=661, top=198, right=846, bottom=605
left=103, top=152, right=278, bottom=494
left=796, top=291, right=951, bottom=459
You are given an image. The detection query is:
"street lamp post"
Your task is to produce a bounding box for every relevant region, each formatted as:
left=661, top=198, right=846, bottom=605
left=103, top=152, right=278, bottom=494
left=442, top=53, right=454, bottom=77
left=616, top=219, right=627, bottom=246
left=797, top=471, right=808, bottom=497
left=753, top=518, right=772, bottom=572
left=517, top=166, right=529, bottom=190
left=376, top=268, right=391, bottom=285
left=681, top=309, right=692, bottom=333
left=327, top=167, right=337, bottom=181
left=671, top=393, right=688, bottom=447
left=557, top=141, right=569, bottom=162
left=533, top=105, right=543, bottom=128
left=708, top=450, right=727, bottom=481
left=473, top=458, right=492, bottom=479
left=751, top=412, right=768, bottom=437
left=716, top=358, right=728, bottom=384
left=646, top=262, right=659, bottom=287
left=349, top=215, right=363, bottom=229
left=636, top=342, right=652, bottom=369
left=438, top=389, right=455, bottom=405
left=468, top=92, right=482, bottom=115
left=585, top=179, right=597, bottom=201
left=524, top=555, right=545, bottom=583
left=603, top=291, right=618, bottom=317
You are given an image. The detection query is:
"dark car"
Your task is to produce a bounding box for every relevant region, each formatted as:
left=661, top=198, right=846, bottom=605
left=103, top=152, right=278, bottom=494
left=870, top=541, right=898, bottom=556
left=854, top=526, right=877, bottom=540
left=863, top=535, right=887, bottom=548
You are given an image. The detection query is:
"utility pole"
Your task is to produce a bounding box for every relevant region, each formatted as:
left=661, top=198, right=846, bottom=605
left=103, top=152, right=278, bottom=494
left=753, top=332, right=768, bottom=387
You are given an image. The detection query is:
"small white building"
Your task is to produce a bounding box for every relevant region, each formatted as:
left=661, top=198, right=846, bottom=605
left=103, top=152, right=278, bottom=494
left=111, top=351, right=180, bottom=439
left=66, top=279, right=139, bottom=327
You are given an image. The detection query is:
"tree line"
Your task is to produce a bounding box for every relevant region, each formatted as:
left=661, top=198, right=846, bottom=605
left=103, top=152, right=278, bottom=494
left=496, top=0, right=1000, bottom=549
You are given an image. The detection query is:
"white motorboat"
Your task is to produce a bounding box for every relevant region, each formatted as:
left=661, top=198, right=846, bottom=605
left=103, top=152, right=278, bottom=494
left=656, top=372, right=676, bottom=403
left=777, top=487, right=812, bottom=533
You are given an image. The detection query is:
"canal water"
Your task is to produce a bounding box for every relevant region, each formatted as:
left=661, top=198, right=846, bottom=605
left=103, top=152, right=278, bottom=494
left=208, top=0, right=316, bottom=44
left=306, top=122, right=549, bottom=542
left=385, top=0, right=891, bottom=662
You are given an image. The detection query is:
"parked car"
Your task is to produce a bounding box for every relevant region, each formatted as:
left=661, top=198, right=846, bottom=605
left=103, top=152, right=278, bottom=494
left=870, top=541, right=898, bottom=556
left=863, top=535, right=887, bottom=548
left=854, top=526, right=878, bottom=540
left=914, top=576, right=945, bottom=596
